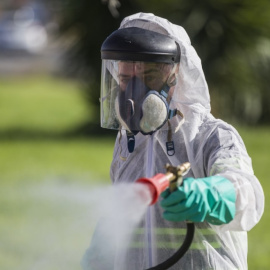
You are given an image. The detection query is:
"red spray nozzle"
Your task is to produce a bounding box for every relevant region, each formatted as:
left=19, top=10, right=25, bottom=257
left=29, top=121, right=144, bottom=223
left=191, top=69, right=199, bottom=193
left=136, top=173, right=170, bottom=205
left=135, top=163, right=191, bottom=205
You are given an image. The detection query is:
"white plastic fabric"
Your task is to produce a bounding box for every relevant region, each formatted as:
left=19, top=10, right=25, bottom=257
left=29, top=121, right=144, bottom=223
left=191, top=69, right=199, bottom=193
left=83, top=13, right=264, bottom=270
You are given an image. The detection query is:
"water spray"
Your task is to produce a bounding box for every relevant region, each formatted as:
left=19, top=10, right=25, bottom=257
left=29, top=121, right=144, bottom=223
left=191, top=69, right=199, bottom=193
left=135, top=162, right=195, bottom=270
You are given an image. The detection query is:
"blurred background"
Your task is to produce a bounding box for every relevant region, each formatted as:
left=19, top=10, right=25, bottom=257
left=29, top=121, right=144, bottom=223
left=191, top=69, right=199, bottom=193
left=0, top=0, right=269, bottom=269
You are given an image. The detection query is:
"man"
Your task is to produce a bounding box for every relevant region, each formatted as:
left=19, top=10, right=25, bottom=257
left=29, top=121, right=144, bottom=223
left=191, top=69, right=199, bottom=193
left=83, top=13, right=264, bottom=269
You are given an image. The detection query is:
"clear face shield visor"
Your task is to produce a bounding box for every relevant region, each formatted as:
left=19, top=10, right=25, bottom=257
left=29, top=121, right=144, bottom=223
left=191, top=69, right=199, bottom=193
left=100, top=60, right=178, bottom=135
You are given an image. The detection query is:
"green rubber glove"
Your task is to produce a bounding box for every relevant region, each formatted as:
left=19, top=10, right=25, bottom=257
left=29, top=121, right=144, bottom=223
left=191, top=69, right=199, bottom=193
left=160, top=176, right=236, bottom=225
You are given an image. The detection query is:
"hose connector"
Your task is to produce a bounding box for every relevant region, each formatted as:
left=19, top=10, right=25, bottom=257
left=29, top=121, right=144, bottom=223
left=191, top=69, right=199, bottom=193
left=166, top=162, right=191, bottom=192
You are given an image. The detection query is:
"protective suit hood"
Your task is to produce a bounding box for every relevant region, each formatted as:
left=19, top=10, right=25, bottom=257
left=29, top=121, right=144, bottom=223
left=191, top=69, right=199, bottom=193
left=120, top=12, right=211, bottom=119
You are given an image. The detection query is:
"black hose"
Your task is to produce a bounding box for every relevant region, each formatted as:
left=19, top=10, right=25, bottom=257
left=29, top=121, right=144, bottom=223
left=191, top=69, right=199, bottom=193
left=144, top=222, right=195, bottom=270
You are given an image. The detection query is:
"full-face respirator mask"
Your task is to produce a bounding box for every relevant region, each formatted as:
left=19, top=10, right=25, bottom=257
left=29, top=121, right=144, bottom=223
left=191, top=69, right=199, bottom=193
left=100, top=27, right=182, bottom=153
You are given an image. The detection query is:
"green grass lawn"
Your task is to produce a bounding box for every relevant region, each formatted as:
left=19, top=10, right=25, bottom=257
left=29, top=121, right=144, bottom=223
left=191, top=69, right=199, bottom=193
left=0, top=75, right=91, bottom=133
left=0, top=138, right=114, bottom=185
left=0, top=75, right=269, bottom=269
left=0, top=75, right=115, bottom=270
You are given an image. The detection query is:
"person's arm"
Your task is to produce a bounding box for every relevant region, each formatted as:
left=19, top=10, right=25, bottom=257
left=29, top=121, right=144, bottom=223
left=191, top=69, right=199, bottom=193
left=160, top=125, right=264, bottom=231
left=203, top=125, right=264, bottom=231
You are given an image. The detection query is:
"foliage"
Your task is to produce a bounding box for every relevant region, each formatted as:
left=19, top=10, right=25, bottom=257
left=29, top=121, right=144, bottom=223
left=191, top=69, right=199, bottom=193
left=56, top=0, right=140, bottom=125
left=57, top=0, right=270, bottom=124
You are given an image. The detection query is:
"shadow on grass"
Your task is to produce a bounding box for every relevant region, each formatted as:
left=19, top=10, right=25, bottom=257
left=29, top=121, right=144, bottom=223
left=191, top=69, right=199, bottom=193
left=0, top=122, right=117, bottom=141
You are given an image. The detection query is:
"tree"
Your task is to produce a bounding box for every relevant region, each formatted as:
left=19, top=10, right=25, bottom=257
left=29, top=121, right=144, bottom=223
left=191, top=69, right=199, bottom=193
left=58, top=0, right=270, bottom=127
left=57, top=0, right=140, bottom=131
left=135, top=0, right=270, bottom=124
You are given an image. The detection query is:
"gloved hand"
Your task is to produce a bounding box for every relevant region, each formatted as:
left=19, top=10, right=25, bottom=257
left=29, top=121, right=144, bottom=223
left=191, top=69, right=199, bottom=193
left=160, top=176, right=236, bottom=225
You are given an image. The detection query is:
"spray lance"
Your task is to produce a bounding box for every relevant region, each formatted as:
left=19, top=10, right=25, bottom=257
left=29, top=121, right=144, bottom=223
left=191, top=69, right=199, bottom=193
left=135, top=162, right=195, bottom=270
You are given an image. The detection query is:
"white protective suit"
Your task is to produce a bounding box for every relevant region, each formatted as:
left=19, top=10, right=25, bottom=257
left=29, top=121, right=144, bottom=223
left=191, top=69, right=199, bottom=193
left=84, top=13, right=264, bottom=270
